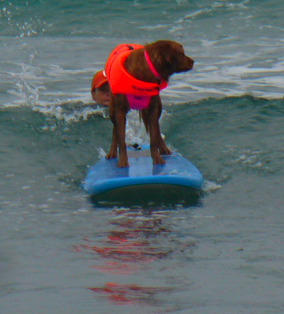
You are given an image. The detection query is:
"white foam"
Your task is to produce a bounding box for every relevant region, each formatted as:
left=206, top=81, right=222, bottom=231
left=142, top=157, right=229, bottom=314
left=97, top=148, right=107, bottom=159
left=137, top=24, right=169, bottom=30
left=32, top=101, right=109, bottom=123
left=203, top=180, right=222, bottom=193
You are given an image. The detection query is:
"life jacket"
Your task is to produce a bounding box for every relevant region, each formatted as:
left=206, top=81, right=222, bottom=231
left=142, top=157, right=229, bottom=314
left=104, top=44, right=167, bottom=110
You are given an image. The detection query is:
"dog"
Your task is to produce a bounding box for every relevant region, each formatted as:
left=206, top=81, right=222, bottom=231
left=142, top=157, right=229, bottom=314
left=104, top=40, right=194, bottom=167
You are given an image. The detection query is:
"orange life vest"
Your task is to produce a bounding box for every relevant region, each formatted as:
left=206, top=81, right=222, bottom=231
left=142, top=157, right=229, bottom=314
left=105, top=44, right=167, bottom=110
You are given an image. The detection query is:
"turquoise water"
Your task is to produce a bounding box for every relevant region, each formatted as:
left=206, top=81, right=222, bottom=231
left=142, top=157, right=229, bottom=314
left=1, top=1, right=284, bottom=313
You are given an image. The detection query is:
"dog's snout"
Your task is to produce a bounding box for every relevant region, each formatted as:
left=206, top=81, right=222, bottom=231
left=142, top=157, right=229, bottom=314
left=187, top=57, right=194, bottom=70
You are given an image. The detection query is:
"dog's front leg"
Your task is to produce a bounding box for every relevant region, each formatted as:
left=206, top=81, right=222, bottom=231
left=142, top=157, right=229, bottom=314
left=149, top=123, right=167, bottom=165
left=116, top=113, right=129, bottom=167
left=156, top=96, right=171, bottom=155
left=115, top=95, right=129, bottom=168
left=106, top=126, right=118, bottom=159
left=106, top=95, right=118, bottom=159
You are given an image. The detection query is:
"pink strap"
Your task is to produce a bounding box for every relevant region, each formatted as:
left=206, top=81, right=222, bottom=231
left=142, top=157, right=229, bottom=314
left=144, top=50, right=161, bottom=79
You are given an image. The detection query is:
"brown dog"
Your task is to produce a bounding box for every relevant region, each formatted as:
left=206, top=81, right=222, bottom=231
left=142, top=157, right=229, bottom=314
left=104, top=40, right=194, bottom=167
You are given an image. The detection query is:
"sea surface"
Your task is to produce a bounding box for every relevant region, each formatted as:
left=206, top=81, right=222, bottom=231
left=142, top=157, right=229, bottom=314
left=1, top=0, right=284, bottom=313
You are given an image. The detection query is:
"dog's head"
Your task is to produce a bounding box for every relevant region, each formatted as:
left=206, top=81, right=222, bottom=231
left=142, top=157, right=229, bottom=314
left=146, top=40, right=194, bottom=80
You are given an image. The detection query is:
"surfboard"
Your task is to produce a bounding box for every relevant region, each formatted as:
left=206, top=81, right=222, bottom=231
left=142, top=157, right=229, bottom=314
left=84, top=144, right=203, bottom=208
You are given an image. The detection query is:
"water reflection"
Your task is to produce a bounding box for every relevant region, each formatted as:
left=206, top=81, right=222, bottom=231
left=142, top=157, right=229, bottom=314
left=74, top=207, right=195, bottom=306
left=89, top=282, right=172, bottom=305
left=79, top=208, right=172, bottom=265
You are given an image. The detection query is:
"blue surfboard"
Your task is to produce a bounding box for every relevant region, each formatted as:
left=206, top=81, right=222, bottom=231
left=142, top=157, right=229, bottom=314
left=84, top=144, right=203, bottom=208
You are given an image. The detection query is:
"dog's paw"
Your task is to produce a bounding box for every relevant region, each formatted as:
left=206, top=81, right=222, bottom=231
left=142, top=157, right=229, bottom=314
left=153, top=155, right=166, bottom=165
left=105, top=151, right=117, bottom=159
left=159, top=146, right=171, bottom=155
left=159, top=144, right=171, bottom=155
left=117, top=158, right=129, bottom=168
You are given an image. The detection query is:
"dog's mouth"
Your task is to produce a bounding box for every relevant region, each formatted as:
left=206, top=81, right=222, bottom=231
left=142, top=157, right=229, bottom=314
left=186, top=58, right=194, bottom=70
left=176, top=58, right=194, bottom=73
left=184, top=57, right=194, bottom=71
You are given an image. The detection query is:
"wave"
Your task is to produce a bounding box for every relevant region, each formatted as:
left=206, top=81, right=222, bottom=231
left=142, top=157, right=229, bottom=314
left=1, top=96, right=283, bottom=190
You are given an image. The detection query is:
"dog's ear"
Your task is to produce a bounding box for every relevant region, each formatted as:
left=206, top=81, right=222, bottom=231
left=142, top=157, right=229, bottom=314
left=161, top=43, right=175, bottom=64
left=150, top=40, right=193, bottom=79
left=159, top=41, right=194, bottom=74
left=163, top=42, right=184, bottom=63
left=154, top=41, right=175, bottom=65
left=158, top=42, right=184, bottom=74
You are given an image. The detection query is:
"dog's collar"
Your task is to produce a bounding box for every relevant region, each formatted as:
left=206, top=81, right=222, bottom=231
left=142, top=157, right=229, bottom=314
left=144, top=49, right=161, bottom=79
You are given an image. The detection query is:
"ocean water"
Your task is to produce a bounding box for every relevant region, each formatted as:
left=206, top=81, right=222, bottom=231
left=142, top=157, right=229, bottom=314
left=1, top=0, right=284, bottom=313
